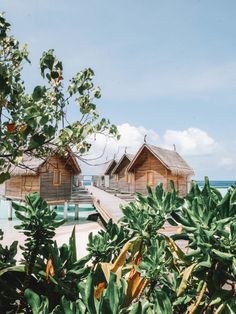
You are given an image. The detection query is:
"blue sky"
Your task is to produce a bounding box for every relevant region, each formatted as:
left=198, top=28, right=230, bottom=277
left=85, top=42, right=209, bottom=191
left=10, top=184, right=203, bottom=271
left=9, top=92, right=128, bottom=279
left=2, top=1, right=236, bottom=179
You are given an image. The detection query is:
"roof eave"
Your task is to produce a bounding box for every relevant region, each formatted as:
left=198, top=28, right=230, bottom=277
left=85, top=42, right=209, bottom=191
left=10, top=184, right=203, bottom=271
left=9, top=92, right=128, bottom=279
left=169, top=167, right=195, bottom=176
left=112, top=154, right=133, bottom=175
left=112, top=155, right=125, bottom=175
left=104, top=160, right=117, bottom=175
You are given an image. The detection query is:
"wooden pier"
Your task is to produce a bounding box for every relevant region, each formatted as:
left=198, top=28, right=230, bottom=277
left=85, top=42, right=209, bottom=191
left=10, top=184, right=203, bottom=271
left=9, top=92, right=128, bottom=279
left=87, top=186, right=127, bottom=224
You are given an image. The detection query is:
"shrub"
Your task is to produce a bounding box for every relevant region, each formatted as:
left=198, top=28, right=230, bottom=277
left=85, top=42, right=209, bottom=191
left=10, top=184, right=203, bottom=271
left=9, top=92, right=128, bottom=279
left=0, top=179, right=235, bottom=313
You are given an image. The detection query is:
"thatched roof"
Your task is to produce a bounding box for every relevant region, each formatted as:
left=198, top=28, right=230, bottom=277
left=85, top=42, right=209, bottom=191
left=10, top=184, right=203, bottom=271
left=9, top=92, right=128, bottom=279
left=103, top=159, right=117, bottom=175
left=9, top=155, right=45, bottom=176
left=112, top=154, right=134, bottom=175
left=9, top=149, right=81, bottom=177
left=127, top=144, right=194, bottom=176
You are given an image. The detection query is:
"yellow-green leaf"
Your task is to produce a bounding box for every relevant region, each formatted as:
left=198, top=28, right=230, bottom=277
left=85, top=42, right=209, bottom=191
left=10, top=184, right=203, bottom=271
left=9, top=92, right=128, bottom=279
left=177, top=263, right=196, bottom=297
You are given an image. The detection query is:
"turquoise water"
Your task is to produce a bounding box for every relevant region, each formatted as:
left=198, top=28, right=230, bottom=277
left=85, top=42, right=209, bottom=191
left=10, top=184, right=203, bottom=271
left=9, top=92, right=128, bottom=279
left=196, top=180, right=235, bottom=197
left=196, top=180, right=235, bottom=189
left=0, top=199, right=96, bottom=232
left=54, top=204, right=96, bottom=221
left=84, top=180, right=92, bottom=186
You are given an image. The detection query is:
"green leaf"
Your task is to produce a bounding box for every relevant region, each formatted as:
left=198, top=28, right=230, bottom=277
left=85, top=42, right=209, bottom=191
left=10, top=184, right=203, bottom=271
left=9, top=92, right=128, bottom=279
left=30, top=134, right=46, bottom=147
left=84, top=273, right=97, bottom=314
left=155, top=290, right=172, bottom=314
left=0, top=171, right=10, bottom=184
left=0, top=265, right=25, bottom=277
left=197, top=255, right=212, bottom=268
left=167, top=218, right=178, bottom=226
left=69, top=226, right=77, bottom=263
left=103, top=272, right=120, bottom=313
left=129, top=301, right=143, bottom=314
left=32, top=85, right=46, bottom=101
left=60, top=296, right=74, bottom=314
left=230, top=188, right=236, bottom=208
left=24, top=289, right=41, bottom=313
left=212, top=249, right=234, bottom=261
left=177, top=263, right=196, bottom=297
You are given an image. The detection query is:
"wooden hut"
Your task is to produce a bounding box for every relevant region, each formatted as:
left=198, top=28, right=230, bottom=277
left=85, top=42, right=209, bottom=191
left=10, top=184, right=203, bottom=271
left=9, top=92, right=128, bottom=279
left=4, top=149, right=81, bottom=203
left=127, top=144, right=194, bottom=196
left=112, top=154, right=134, bottom=193
left=103, top=159, right=118, bottom=190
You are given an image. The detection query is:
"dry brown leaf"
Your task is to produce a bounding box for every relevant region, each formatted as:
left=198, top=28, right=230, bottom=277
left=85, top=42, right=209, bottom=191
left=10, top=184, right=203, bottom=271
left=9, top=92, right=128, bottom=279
left=94, top=282, right=106, bottom=300
left=46, top=258, right=55, bottom=283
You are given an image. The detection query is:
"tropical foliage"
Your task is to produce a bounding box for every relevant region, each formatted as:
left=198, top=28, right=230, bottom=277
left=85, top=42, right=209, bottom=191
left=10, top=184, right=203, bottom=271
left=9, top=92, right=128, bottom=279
left=0, top=178, right=235, bottom=313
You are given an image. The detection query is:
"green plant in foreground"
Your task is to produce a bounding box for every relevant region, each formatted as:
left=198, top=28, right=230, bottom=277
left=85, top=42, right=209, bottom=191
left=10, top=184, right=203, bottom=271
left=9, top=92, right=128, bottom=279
left=0, top=229, right=18, bottom=270
left=87, top=219, right=130, bottom=266
left=121, top=182, right=184, bottom=244
left=13, top=192, right=64, bottom=310
left=171, top=178, right=236, bottom=313
left=0, top=179, right=236, bottom=313
left=14, top=193, right=64, bottom=276
left=34, top=227, right=91, bottom=307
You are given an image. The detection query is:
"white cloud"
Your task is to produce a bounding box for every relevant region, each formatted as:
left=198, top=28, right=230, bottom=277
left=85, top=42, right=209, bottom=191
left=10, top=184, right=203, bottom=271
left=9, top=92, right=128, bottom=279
left=80, top=124, right=219, bottom=176
left=115, top=123, right=159, bottom=154
left=162, top=128, right=219, bottom=156
left=85, top=123, right=159, bottom=162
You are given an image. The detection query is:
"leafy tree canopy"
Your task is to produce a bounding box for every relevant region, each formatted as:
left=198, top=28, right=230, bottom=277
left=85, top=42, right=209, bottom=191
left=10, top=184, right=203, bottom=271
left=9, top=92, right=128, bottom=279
left=0, top=13, right=119, bottom=183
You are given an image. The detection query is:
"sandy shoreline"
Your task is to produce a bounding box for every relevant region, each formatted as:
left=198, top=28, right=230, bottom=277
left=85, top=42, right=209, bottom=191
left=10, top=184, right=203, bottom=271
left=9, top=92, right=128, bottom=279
left=1, top=219, right=102, bottom=261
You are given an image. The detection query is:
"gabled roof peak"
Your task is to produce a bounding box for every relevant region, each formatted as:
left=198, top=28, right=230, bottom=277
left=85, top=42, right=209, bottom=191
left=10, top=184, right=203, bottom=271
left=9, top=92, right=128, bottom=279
left=112, top=153, right=135, bottom=175
left=127, top=143, right=194, bottom=176
left=103, top=159, right=117, bottom=175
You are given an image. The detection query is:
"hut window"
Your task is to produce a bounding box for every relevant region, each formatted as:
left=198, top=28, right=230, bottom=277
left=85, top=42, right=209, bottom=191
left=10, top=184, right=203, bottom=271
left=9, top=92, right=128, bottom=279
left=126, top=172, right=131, bottom=183
left=23, top=177, right=33, bottom=192
left=115, top=174, right=119, bottom=182
left=146, top=171, right=154, bottom=186
left=53, top=170, right=61, bottom=186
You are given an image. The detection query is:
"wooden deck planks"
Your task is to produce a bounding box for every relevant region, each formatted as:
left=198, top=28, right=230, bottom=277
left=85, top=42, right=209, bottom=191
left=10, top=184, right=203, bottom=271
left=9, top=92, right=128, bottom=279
left=87, top=186, right=127, bottom=223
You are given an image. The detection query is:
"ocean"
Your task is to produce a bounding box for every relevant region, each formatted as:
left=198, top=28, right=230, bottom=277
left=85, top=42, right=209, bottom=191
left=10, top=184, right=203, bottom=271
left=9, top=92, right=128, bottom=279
left=196, top=180, right=235, bottom=197
left=196, top=180, right=236, bottom=189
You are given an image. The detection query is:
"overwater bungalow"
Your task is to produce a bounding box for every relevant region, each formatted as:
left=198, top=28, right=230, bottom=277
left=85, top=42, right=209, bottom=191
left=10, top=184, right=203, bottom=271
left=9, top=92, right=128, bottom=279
left=102, top=159, right=118, bottom=190
left=3, top=148, right=81, bottom=204
left=127, top=144, right=194, bottom=196
left=111, top=154, right=134, bottom=193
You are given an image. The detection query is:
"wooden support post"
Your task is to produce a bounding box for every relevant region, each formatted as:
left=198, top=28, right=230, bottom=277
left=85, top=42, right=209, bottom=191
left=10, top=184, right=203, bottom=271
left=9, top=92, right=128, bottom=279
left=8, top=201, right=13, bottom=221
left=64, top=201, right=68, bottom=221
left=74, top=204, right=79, bottom=221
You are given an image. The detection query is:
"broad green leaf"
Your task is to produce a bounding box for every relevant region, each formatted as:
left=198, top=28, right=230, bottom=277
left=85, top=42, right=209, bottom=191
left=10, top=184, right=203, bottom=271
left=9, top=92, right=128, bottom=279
left=129, top=301, right=143, bottom=314
left=0, top=265, right=25, bottom=277
left=212, top=249, right=234, bottom=261
left=84, top=273, right=97, bottom=314
left=24, top=289, right=41, bottom=313
left=0, top=172, right=10, bottom=184
left=69, top=226, right=77, bottom=263
left=177, top=263, right=196, bottom=297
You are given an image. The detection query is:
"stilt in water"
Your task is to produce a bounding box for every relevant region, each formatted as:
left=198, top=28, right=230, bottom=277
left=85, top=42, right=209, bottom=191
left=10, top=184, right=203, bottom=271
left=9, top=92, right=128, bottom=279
left=74, top=204, right=79, bottom=220
left=64, top=201, right=68, bottom=221
left=8, top=201, right=13, bottom=221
